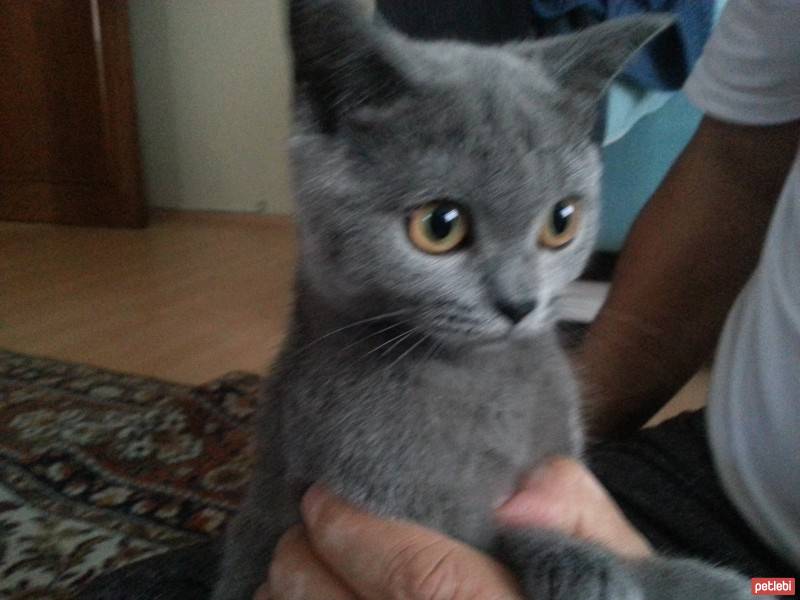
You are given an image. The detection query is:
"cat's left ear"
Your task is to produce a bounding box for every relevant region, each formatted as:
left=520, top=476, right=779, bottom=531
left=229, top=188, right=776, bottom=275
left=514, top=15, right=673, bottom=114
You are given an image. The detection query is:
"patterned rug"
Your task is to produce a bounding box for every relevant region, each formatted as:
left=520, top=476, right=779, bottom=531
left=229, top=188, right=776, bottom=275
left=0, top=349, right=259, bottom=600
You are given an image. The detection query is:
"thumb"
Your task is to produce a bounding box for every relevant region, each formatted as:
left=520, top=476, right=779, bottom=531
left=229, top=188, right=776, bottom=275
left=495, top=457, right=600, bottom=531
left=495, top=457, right=652, bottom=559
left=301, top=485, right=523, bottom=600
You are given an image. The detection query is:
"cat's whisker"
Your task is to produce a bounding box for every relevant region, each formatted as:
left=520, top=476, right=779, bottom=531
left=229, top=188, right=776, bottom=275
left=385, top=332, right=431, bottom=370
left=373, top=307, right=442, bottom=359
left=379, top=327, right=422, bottom=358
left=313, top=309, right=412, bottom=340
left=288, top=309, right=412, bottom=357
left=339, top=318, right=416, bottom=353
left=362, top=328, right=418, bottom=359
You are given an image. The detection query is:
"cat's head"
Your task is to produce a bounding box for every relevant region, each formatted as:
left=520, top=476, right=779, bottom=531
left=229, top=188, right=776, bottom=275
left=288, top=0, right=669, bottom=347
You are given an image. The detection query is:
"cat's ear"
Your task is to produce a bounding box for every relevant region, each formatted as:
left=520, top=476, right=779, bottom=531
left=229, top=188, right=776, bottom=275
left=514, top=15, right=673, bottom=111
left=289, top=0, right=410, bottom=132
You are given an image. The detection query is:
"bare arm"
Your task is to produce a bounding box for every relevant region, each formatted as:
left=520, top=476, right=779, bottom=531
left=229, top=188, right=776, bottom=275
left=579, top=115, right=800, bottom=438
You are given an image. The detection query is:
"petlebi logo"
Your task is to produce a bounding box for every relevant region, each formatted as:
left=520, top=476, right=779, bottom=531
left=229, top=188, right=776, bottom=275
left=751, top=578, right=796, bottom=596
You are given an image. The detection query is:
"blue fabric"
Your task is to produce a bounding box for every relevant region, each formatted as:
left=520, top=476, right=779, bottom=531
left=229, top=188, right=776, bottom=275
left=598, top=92, right=702, bottom=250
left=595, top=1, right=727, bottom=249
left=530, top=0, right=715, bottom=90
left=602, top=0, right=726, bottom=145
left=603, top=85, right=672, bottom=145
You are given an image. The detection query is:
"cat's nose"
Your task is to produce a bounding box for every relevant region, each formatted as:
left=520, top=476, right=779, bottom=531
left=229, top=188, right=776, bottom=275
left=495, top=298, right=538, bottom=324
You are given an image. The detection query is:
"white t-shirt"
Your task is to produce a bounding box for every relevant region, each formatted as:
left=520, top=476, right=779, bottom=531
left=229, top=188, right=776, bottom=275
left=683, top=0, right=800, bottom=571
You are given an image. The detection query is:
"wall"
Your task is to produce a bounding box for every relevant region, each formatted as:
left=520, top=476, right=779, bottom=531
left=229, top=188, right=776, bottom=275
left=128, top=0, right=293, bottom=214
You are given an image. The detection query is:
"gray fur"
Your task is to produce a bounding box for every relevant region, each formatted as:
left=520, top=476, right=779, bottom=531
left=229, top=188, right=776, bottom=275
left=212, top=2, right=759, bottom=598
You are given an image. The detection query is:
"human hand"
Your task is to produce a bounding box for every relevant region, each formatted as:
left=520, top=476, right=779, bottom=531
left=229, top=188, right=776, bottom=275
left=259, top=458, right=651, bottom=599
left=495, top=457, right=652, bottom=559
left=256, top=485, right=524, bottom=600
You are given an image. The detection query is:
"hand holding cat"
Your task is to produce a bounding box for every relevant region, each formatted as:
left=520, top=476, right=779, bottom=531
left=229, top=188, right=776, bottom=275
left=257, top=458, right=651, bottom=600
left=256, top=484, right=524, bottom=600
left=495, top=457, right=653, bottom=560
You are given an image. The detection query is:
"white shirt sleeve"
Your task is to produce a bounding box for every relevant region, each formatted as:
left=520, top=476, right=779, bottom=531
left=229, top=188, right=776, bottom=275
left=684, top=0, right=800, bottom=125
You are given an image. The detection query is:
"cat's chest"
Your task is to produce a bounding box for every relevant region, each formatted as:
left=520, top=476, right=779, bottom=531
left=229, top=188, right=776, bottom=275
left=279, top=342, right=579, bottom=517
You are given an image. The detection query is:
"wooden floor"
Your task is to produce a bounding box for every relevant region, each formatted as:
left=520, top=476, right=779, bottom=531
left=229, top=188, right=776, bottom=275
left=0, top=209, right=706, bottom=419
left=1, top=210, right=295, bottom=384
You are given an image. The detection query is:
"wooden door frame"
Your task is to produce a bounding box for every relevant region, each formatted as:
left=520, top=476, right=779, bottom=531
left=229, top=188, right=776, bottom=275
left=0, top=0, right=146, bottom=228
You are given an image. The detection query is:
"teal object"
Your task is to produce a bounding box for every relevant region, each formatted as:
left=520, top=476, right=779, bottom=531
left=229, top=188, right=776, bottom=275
left=597, top=92, right=703, bottom=251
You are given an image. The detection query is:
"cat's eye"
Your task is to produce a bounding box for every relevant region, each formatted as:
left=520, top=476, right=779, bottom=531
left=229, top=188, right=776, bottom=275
left=408, top=201, right=469, bottom=254
left=538, top=197, right=582, bottom=249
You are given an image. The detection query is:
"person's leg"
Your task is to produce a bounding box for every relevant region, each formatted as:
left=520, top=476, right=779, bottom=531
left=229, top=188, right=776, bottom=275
left=587, top=410, right=796, bottom=577
left=79, top=540, right=220, bottom=600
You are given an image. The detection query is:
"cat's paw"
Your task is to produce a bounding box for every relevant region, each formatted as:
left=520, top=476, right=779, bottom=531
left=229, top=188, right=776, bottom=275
left=496, top=530, right=642, bottom=600
left=631, top=556, right=761, bottom=600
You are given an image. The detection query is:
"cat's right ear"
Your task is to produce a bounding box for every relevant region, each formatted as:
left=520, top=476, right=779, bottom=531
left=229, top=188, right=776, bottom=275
left=510, top=15, right=673, bottom=127
left=289, top=0, right=410, bottom=133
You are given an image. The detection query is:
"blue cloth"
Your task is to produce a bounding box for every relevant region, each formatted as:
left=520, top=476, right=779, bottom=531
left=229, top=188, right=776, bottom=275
left=599, top=92, right=702, bottom=250
left=601, top=0, right=726, bottom=145
left=530, top=0, right=715, bottom=90
left=596, top=0, right=727, bottom=249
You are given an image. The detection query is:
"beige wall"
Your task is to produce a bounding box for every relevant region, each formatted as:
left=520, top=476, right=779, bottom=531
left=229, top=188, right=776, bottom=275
left=128, top=0, right=293, bottom=214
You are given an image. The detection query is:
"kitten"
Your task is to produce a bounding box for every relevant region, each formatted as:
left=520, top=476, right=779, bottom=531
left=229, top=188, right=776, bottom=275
left=213, top=1, right=756, bottom=598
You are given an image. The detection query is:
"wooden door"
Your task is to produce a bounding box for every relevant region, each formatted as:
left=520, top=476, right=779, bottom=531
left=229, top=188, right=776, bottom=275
left=0, top=0, right=145, bottom=227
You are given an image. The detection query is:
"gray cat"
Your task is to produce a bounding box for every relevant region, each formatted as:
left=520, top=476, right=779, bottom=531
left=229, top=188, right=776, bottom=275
left=213, top=1, right=758, bottom=598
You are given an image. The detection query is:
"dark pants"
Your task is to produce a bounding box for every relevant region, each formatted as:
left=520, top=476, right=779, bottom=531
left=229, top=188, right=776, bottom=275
left=587, top=410, right=794, bottom=577
left=80, top=410, right=796, bottom=599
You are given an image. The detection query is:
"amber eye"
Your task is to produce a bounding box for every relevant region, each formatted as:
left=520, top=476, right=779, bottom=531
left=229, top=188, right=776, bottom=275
left=538, top=197, right=581, bottom=249
left=408, top=201, right=469, bottom=254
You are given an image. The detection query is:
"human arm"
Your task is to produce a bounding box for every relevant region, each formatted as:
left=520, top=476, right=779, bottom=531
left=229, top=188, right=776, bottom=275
left=578, top=115, right=800, bottom=438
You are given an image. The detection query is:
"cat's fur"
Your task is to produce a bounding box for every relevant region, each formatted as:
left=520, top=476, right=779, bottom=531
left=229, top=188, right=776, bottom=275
left=213, top=1, right=757, bottom=598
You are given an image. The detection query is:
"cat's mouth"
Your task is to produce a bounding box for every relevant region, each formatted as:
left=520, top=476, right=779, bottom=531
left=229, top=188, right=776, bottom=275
left=408, top=298, right=559, bottom=348
left=430, top=321, right=545, bottom=348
